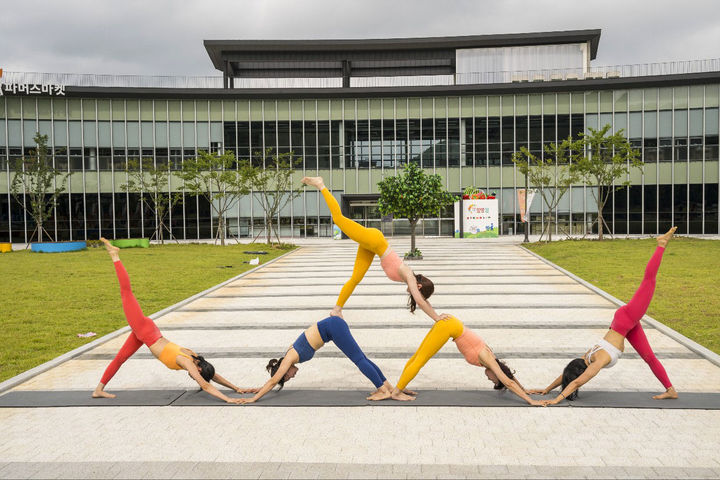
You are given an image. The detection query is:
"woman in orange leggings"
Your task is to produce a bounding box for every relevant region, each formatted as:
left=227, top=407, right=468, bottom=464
left=92, top=238, right=257, bottom=403
left=302, top=176, right=450, bottom=322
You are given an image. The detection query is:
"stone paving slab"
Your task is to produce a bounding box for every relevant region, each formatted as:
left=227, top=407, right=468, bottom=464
left=2, top=238, right=720, bottom=479
left=154, top=307, right=620, bottom=327
left=184, top=293, right=614, bottom=309
left=210, top=283, right=592, bottom=296
left=83, top=327, right=696, bottom=355
left=10, top=358, right=720, bottom=393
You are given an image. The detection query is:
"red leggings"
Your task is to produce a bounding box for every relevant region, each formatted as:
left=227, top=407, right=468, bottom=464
left=99, top=261, right=162, bottom=385
left=610, top=246, right=673, bottom=389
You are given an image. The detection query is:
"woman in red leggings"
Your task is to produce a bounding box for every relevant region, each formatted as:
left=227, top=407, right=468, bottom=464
left=92, top=238, right=257, bottom=403
left=531, top=227, right=679, bottom=404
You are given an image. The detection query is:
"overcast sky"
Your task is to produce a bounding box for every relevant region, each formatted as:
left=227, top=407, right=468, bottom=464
left=1, top=0, right=719, bottom=77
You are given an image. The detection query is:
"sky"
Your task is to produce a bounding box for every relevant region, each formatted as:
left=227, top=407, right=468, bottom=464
left=1, top=0, right=719, bottom=77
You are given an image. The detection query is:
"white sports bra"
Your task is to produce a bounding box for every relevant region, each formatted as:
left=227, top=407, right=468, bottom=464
left=585, top=339, right=622, bottom=369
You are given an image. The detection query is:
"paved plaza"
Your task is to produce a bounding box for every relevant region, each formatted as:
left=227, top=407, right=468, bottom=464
left=1, top=237, right=720, bottom=479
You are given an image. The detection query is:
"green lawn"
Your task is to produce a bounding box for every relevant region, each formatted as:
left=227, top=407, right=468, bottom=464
left=0, top=243, right=295, bottom=383
left=524, top=237, right=720, bottom=354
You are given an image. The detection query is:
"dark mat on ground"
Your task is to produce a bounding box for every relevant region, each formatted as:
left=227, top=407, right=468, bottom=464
left=172, top=389, right=720, bottom=409
left=2, top=389, right=717, bottom=409
left=0, top=390, right=186, bottom=408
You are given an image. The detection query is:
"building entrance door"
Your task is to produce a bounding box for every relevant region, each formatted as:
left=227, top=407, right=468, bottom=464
left=347, top=200, right=393, bottom=236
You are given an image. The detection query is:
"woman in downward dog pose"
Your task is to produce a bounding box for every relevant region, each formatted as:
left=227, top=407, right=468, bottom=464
left=92, top=238, right=257, bottom=403
left=369, top=315, right=542, bottom=404
left=531, top=227, right=679, bottom=405
left=239, top=315, right=412, bottom=403
left=301, top=176, right=449, bottom=322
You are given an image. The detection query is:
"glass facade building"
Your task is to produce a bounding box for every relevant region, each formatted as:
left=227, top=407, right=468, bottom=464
left=1, top=30, right=719, bottom=242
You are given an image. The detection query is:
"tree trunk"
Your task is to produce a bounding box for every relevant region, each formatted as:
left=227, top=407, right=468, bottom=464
left=266, top=216, right=272, bottom=245
left=37, top=219, right=43, bottom=242
left=410, top=218, right=417, bottom=255
left=597, top=205, right=604, bottom=241
left=219, top=215, right=226, bottom=246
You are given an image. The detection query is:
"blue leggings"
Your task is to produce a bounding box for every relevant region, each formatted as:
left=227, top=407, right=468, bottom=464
left=317, top=316, right=386, bottom=388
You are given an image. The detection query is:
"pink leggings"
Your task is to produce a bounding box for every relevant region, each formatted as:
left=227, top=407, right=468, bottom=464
left=610, top=246, right=673, bottom=389
left=99, top=261, right=162, bottom=385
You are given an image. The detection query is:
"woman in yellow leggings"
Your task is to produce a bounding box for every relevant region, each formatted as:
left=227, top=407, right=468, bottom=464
left=301, top=176, right=450, bottom=322
left=369, top=315, right=542, bottom=404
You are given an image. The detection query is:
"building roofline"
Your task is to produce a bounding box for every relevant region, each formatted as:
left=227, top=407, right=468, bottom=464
left=203, top=29, right=602, bottom=71
left=55, top=71, right=719, bottom=100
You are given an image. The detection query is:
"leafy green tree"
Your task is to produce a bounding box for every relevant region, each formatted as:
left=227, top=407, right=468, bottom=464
left=121, top=158, right=182, bottom=244
left=571, top=125, right=643, bottom=240
left=246, top=149, right=302, bottom=245
left=377, top=162, right=455, bottom=257
left=512, top=138, right=580, bottom=242
left=10, top=133, right=68, bottom=243
left=178, top=150, right=251, bottom=246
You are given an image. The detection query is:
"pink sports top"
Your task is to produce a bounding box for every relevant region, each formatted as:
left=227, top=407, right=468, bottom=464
left=380, top=250, right=404, bottom=282
left=453, top=328, right=488, bottom=367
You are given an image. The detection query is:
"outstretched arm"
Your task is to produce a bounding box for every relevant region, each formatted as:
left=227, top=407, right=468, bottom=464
left=405, top=278, right=450, bottom=322
left=526, top=375, right=563, bottom=395
left=546, top=363, right=603, bottom=405
left=240, top=354, right=296, bottom=404
left=178, top=357, right=241, bottom=404
left=212, top=373, right=259, bottom=394
left=478, top=350, right=541, bottom=406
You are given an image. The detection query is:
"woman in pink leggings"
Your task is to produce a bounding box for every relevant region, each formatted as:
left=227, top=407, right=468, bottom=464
left=531, top=227, right=679, bottom=404
left=92, top=238, right=257, bottom=403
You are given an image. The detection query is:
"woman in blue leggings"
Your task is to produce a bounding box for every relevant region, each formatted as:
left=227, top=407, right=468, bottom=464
left=239, top=316, right=413, bottom=403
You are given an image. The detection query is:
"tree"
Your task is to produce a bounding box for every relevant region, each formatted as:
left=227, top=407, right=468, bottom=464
left=377, top=162, right=455, bottom=257
left=571, top=125, right=643, bottom=240
left=246, top=149, right=302, bottom=245
left=121, top=158, right=182, bottom=244
left=178, top=150, right=251, bottom=246
left=10, top=133, right=68, bottom=243
left=511, top=138, right=580, bottom=241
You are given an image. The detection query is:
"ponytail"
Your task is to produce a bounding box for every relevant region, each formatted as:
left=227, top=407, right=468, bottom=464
left=408, top=274, right=435, bottom=313
left=266, top=357, right=287, bottom=391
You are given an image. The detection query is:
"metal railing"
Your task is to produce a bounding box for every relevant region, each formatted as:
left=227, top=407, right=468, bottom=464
left=2, top=57, right=719, bottom=89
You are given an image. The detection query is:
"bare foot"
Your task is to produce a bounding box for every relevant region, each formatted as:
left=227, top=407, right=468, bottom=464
left=391, top=390, right=416, bottom=401
left=329, top=306, right=343, bottom=319
left=653, top=387, right=678, bottom=400
left=657, top=226, right=677, bottom=248
left=367, top=390, right=392, bottom=401
left=92, top=390, right=116, bottom=399
left=301, top=176, right=325, bottom=190
left=99, top=237, right=120, bottom=259
left=402, top=389, right=418, bottom=396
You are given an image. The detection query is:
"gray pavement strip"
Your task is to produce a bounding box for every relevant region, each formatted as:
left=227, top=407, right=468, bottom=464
left=157, top=322, right=616, bottom=330
left=175, top=389, right=720, bottom=409
left=0, top=389, right=185, bottom=407
left=180, top=305, right=616, bottom=311
left=0, top=247, right=303, bottom=395
left=205, top=291, right=596, bottom=298
left=521, top=246, right=720, bottom=369
left=223, top=280, right=578, bottom=286
left=78, top=349, right=699, bottom=360
left=1, top=462, right=718, bottom=480
left=245, top=272, right=566, bottom=278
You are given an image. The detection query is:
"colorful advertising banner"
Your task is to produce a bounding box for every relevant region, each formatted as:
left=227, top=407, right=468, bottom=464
left=517, top=188, right=537, bottom=222
left=454, top=199, right=499, bottom=238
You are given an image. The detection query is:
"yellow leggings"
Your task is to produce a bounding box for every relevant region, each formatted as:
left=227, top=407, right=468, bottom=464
left=321, top=188, right=389, bottom=307
left=396, top=317, right=464, bottom=390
